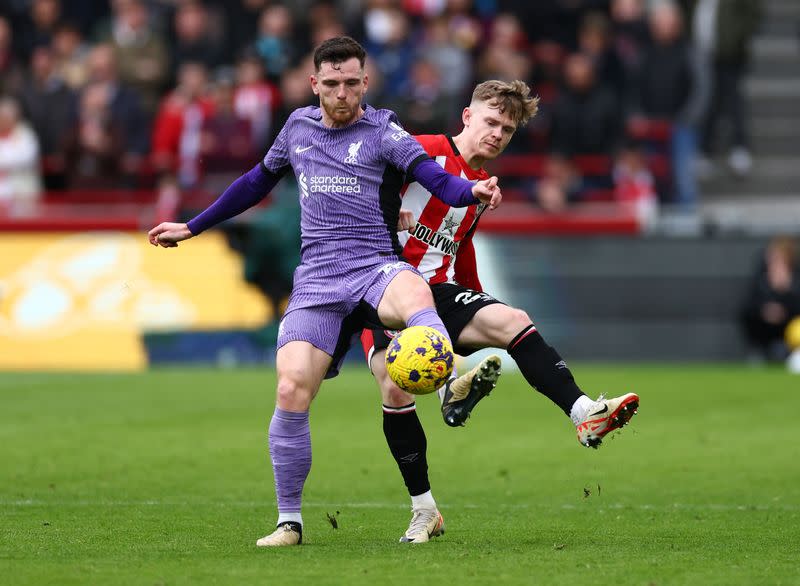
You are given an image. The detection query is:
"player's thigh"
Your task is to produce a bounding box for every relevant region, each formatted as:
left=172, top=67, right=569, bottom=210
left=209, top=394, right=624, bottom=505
left=376, top=269, right=435, bottom=328
left=275, top=341, right=333, bottom=411
left=370, top=348, right=416, bottom=408
left=457, top=303, right=533, bottom=348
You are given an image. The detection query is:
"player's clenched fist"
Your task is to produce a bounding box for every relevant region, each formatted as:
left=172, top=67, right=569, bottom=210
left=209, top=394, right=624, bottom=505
left=397, top=209, right=416, bottom=232
left=148, top=222, right=193, bottom=248
left=472, top=175, right=502, bottom=210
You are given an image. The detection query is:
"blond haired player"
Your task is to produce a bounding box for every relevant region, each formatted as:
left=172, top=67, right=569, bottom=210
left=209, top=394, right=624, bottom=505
left=361, top=80, right=639, bottom=543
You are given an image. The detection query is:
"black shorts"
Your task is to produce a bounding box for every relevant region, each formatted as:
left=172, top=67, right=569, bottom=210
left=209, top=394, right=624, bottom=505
left=360, top=282, right=505, bottom=361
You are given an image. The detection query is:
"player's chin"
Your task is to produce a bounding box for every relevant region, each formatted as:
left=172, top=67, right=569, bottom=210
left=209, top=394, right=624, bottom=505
left=482, top=144, right=502, bottom=158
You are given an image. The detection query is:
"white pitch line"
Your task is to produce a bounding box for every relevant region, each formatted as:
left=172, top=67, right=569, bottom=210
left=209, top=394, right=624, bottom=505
left=2, top=500, right=798, bottom=512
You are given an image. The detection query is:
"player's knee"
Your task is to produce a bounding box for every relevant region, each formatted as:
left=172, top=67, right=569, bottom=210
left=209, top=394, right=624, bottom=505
left=510, top=308, right=533, bottom=330
left=275, top=375, right=312, bottom=410
left=381, top=375, right=414, bottom=407
left=501, top=308, right=534, bottom=343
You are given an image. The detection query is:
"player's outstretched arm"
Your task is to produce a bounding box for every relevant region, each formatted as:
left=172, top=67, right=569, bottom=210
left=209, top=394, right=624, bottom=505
left=148, top=222, right=193, bottom=248
left=146, top=163, right=284, bottom=249
left=410, top=157, right=501, bottom=209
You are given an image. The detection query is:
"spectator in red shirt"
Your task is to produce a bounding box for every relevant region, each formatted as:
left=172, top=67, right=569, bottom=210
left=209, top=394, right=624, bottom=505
left=233, top=53, right=281, bottom=152
left=151, top=61, right=215, bottom=188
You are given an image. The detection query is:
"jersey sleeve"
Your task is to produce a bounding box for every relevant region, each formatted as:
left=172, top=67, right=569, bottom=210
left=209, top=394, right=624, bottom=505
left=262, top=114, right=292, bottom=174
left=454, top=233, right=483, bottom=292
left=380, top=112, right=429, bottom=172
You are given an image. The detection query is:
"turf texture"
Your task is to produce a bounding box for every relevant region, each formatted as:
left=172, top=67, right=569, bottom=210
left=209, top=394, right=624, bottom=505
left=1, top=365, right=799, bottom=585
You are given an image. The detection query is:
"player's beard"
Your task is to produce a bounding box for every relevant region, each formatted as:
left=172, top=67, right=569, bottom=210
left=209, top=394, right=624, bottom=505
left=323, top=98, right=361, bottom=126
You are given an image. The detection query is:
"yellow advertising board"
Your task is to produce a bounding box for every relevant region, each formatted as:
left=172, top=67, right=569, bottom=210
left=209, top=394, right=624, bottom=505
left=0, top=232, right=271, bottom=370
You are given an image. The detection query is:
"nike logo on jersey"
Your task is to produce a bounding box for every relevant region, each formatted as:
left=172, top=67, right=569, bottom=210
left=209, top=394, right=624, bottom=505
left=295, top=145, right=314, bottom=153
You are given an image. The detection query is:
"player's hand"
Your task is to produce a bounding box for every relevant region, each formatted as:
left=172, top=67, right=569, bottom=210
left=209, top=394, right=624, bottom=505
left=397, top=209, right=416, bottom=232
left=148, top=222, right=193, bottom=248
left=472, top=176, right=502, bottom=210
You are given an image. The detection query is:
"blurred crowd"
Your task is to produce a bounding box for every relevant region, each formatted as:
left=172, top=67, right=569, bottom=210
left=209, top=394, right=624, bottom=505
left=0, top=0, right=762, bottom=215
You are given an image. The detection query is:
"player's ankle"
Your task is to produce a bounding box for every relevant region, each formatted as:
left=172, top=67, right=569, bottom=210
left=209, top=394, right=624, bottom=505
left=277, top=512, right=303, bottom=527
left=569, top=395, right=594, bottom=426
left=410, top=490, right=436, bottom=510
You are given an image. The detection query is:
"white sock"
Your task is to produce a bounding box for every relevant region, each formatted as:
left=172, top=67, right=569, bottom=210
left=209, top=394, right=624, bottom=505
left=411, top=490, right=437, bottom=510
left=277, top=512, right=303, bottom=527
left=569, top=395, right=596, bottom=427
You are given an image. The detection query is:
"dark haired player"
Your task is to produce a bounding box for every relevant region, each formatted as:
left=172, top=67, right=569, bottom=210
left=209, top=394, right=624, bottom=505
left=148, top=36, right=504, bottom=547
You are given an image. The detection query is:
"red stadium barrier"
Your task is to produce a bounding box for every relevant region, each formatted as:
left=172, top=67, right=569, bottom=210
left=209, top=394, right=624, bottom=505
left=477, top=202, right=640, bottom=235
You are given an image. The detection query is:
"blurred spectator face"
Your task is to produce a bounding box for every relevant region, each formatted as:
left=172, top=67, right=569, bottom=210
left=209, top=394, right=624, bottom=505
left=544, top=155, right=578, bottom=186
left=120, top=0, right=149, bottom=32
left=309, top=2, right=338, bottom=30
left=236, top=57, right=264, bottom=85
left=767, top=238, right=796, bottom=270
left=259, top=5, right=292, bottom=38
left=178, top=62, right=208, bottom=99
left=462, top=99, right=517, bottom=162
left=175, top=3, right=208, bottom=42
left=537, top=179, right=568, bottom=213
left=612, top=0, right=645, bottom=22
left=281, top=67, right=314, bottom=108
left=0, top=98, right=21, bottom=134
left=53, top=25, right=83, bottom=58
left=425, top=17, right=450, bottom=45
left=32, top=0, right=61, bottom=29
left=0, top=17, right=10, bottom=51
left=212, top=81, right=235, bottom=113
left=491, top=13, right=525, bottom=50
left=564, top=53, right=595, bottom=93
left=88, top=45, right=118, bottom=83
left=411, top=60, right=440, bottom=88
left=81, top=83, right=111, bottom=119
left=311, top=21, right=346, bottom=47
left=30, top=46, right=56, bottom=81
left=650, top=2, right=683, bottom=44
left=579, top=13, right=611, bottom=55
left=447, top=0, right=472, bottom=15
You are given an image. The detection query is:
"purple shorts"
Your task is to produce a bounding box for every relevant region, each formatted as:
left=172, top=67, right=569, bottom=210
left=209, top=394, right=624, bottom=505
left=277, top=258, right=420, bottom=378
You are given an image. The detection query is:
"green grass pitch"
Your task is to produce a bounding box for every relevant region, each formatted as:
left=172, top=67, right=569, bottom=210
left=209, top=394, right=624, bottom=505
left=2, top=365, right=799, bottom=585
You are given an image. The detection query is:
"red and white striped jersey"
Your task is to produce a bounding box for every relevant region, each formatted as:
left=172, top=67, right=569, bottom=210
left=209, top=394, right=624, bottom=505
left=400, top=134, right=487, bottom=291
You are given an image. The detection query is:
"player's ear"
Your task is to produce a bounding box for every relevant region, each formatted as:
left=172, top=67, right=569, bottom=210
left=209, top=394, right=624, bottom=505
left=462, top=107, right=471, bottom=127
left=362, top=72, right=369, bottom=94
left=310, top=74, right=319, bottom=95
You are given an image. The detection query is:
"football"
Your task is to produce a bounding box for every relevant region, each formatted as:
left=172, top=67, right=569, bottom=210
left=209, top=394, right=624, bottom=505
left=385, top=326, right=454, bottom=394
left=785, top=316, right=800, bottom=351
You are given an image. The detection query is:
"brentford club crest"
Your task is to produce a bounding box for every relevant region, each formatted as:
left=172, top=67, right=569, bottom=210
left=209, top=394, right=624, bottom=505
left=442, top=214, right=459, bottom=235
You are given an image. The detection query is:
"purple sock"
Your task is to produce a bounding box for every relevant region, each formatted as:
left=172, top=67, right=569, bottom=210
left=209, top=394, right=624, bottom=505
left=407, top=307, right=452, bottom=347
left=268, top=407, right=311, bottom=516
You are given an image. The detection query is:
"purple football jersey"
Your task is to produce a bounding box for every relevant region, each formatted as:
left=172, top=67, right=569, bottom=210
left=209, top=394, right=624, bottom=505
left=263, top=105, right=429, bottom=370
left=263, top=105, right=427, bottom=275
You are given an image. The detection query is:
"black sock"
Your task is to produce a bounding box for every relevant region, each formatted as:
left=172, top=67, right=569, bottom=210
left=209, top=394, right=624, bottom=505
left=507, top=325, right=584, bottom=415
left=382, top=405, right=430, bottom=497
